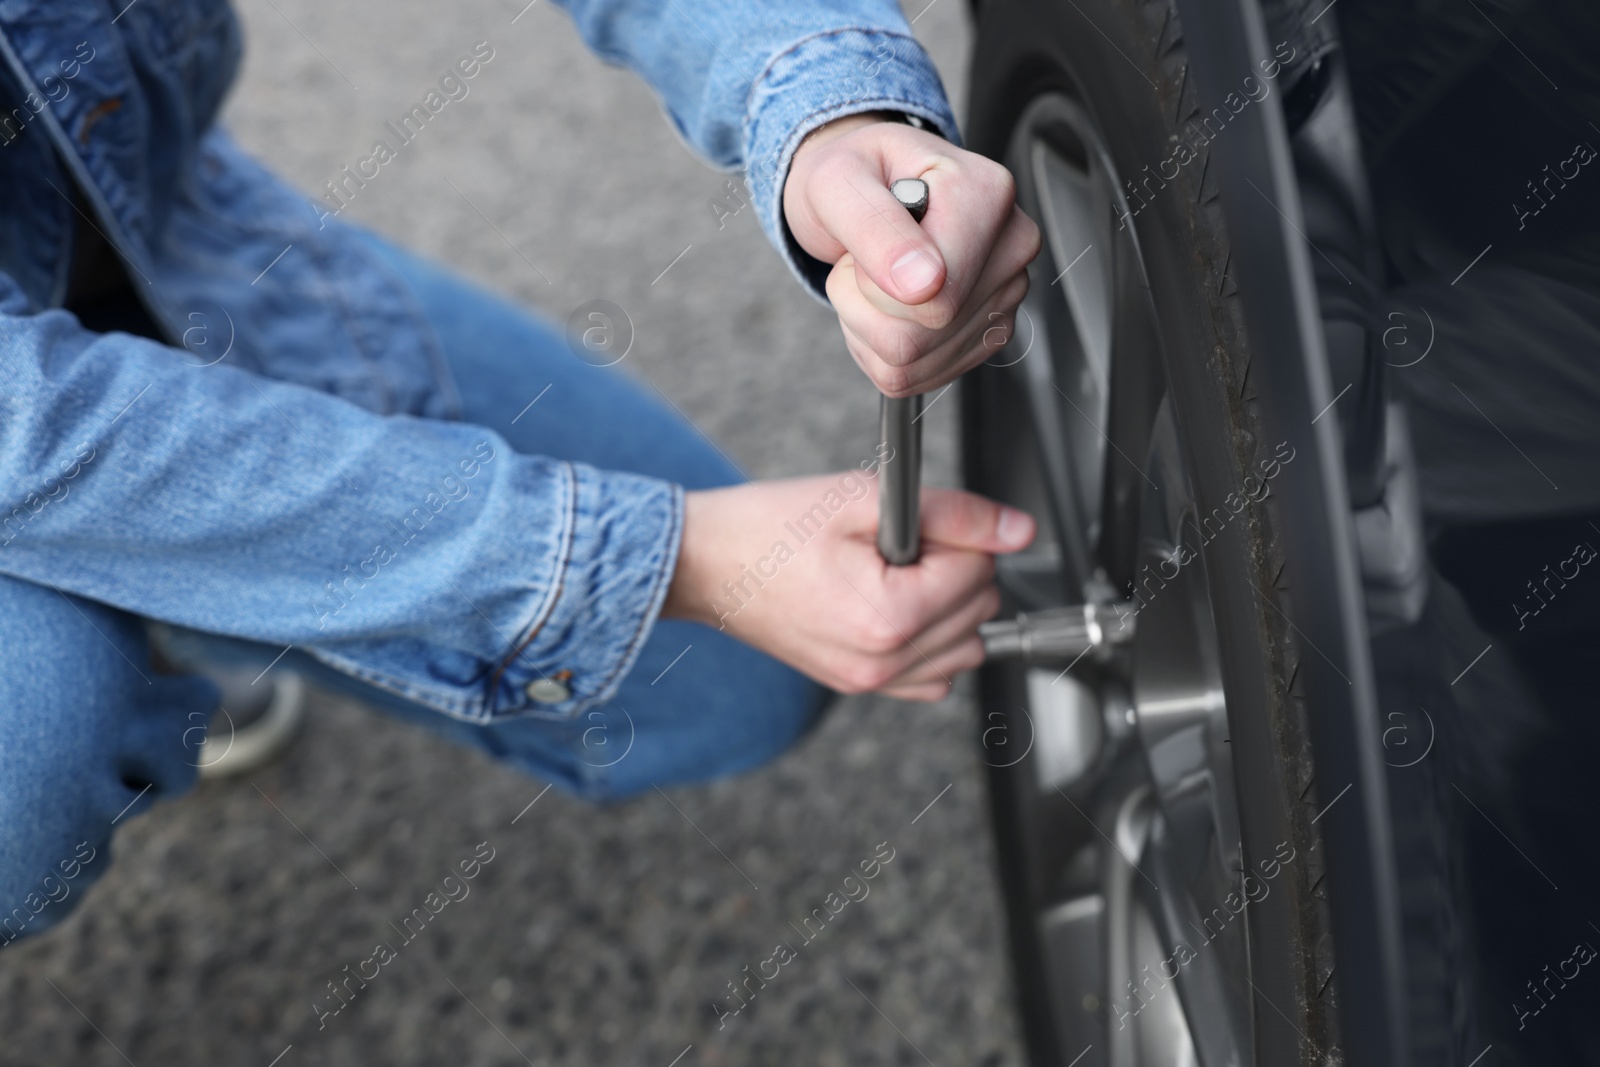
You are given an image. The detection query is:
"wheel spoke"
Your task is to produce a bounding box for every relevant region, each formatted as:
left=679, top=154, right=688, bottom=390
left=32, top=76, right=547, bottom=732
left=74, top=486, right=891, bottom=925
left=979, top=91, right=1252, bottom=1067
left=1096, top=218, right=1167, bottom=588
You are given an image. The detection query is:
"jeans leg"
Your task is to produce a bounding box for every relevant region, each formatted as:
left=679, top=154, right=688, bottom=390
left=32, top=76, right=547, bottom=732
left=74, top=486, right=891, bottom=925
left=327, top=232, right=828, bottom=800
left=0, top=574, right=214, bottom=946
left=375, top=243, right=747, bottom=490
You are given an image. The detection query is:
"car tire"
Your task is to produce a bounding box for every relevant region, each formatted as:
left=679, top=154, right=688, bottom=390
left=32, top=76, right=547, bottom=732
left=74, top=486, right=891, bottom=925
left=961, top=0, right=1342, bottom=1062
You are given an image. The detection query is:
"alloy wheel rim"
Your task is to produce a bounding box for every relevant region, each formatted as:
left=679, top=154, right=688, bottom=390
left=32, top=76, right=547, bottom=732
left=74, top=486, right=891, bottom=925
left=984, top=92, right=1254, bottom=1066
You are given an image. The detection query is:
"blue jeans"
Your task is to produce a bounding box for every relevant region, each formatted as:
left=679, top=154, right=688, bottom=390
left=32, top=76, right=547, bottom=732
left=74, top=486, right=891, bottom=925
left=0, top=234, right=824, bottom=945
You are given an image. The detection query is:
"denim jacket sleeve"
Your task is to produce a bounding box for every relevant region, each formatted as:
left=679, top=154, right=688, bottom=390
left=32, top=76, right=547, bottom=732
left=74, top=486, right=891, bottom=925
left=0, top=275, right=680, bottom=725
left=554, top=0, right=962, bottom=300
left=0, top=1, right=956, bottom=728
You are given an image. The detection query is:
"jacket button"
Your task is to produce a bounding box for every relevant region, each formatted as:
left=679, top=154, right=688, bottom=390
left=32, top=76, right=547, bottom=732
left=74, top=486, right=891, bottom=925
left=525, top=677, right=571, bottom=704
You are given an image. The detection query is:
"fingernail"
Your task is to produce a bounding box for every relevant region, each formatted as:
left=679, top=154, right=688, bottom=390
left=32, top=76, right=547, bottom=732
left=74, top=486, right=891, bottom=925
left=997, top=507, right=1034, bottom=548
left=891, top=250, right=940, bottom=294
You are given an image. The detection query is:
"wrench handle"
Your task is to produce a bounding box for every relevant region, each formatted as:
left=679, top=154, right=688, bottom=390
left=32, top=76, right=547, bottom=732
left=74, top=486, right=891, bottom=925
left=877, top=393, right=923, bottom=564
left=876, top=177, right=931, bottom=566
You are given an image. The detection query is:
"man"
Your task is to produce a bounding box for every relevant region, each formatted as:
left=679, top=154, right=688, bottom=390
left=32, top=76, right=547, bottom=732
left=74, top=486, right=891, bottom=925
left=0, top=0, right=1039, bottom=940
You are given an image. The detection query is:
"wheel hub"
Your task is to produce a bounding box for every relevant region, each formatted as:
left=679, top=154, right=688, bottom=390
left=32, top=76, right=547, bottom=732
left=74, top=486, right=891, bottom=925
left=978, top=91, right=1255, bottom=1066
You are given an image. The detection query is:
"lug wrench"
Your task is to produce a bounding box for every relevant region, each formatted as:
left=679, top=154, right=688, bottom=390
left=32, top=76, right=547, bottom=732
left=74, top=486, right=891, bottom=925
left=875, top=178, right=931, bottom=567
left=874, top=178, right=1136, bottom=663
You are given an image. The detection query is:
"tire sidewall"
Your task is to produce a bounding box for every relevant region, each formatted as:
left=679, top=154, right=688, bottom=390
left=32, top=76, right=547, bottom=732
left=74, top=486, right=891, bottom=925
left=965, top=0, right=1334, bottom=1061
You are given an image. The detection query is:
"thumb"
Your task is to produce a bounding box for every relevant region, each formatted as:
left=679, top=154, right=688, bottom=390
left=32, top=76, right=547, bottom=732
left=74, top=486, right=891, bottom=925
left=919, top=488, right=1035, bottom=553
left=814, top=157, right=947, bottom=305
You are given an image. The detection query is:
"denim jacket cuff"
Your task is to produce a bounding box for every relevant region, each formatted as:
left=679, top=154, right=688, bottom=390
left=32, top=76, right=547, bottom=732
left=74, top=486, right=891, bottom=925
left=487, top=462, right=683, bottom=720
left=743, top=29, right=961, bottom=305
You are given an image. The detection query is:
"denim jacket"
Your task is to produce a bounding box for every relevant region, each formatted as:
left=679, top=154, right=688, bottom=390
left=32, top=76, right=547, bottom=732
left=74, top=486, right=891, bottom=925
left=0, top=0, right=957, bottom=722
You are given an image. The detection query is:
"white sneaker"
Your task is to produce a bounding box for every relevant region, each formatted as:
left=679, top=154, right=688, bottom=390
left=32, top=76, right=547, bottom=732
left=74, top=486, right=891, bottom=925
left=195, top=667, right=307, bottom=780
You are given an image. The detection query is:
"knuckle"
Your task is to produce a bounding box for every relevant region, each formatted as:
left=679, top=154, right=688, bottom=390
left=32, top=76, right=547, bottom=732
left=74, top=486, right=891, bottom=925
left=919, top=295, right=960, bottom=332
left=874, top=610, right=912, bottom=650
left=852, top=611, right=901, bottom=654
left=974, top=554, right=998, bottom=585
left=982, top=160, right=1017, bottom=207
left=813, top=151, right=849, bottom=187
left=836, top=672, right=870, bottom=696
left=836, top=667, right=871, bottom=695
left=952, top=638, right=986, bottom=674
left=1020, top=212, right=1043, bottom=260
left=1006, top=267, right=1032, bottom=306
left=877, top=364, right=916, bottom=398
left=846, top=657, right=895, bottom=693
left=873, top=323, right=919, bottom=368
left=981, top=312, right=1014, bottom=352
left=824, top=267, right=847, bottom=301
left=954, top=559, right=997, bottom=598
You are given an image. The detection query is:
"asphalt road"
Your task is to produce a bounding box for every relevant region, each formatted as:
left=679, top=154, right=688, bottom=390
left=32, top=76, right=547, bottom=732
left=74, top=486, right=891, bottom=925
left=0, top=1, right=1026, bottom=1064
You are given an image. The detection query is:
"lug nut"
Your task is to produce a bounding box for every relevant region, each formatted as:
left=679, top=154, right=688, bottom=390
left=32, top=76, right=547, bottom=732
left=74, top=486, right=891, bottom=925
left=980, top=602, right=1136, bottom=663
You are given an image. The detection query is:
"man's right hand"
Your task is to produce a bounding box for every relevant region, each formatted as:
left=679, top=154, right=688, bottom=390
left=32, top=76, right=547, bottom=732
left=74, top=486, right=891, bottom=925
left=661, top=474, right=1035, bottom=702
left=783, top=114, right=1041, bottom=399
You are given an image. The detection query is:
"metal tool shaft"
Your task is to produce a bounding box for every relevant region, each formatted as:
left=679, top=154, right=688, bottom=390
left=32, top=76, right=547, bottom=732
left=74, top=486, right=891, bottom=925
left=877, top=177, right=931, bottom=566
left=877, top=393, right=923, bottom=564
